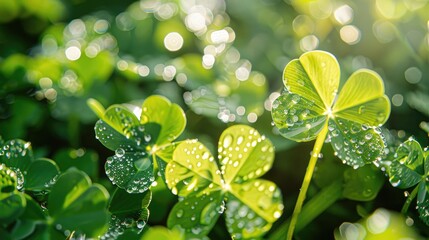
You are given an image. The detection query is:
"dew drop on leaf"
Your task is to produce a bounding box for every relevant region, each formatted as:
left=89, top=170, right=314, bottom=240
left=115, top=148, right=125, bottom=157
left=136, top=220, right=146, bottom=229
left=176, top=209, right=184, bottom=218
left=223, top=134, right=233, bottom=148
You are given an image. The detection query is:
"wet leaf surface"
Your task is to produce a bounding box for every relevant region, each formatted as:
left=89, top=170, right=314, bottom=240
left=166, top=125, right=283, bottom=239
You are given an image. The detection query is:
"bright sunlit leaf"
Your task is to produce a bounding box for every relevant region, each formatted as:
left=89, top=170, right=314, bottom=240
left=272, top=50, right=391, bottom=167
left=166, top=125, right=283, bottom=239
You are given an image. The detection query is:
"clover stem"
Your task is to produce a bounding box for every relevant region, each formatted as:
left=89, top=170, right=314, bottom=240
left=286, top=123, right=329, bottom=240
left=270, top=180, right=343, bottom=240
left=401, top=185, right=419, bottom=214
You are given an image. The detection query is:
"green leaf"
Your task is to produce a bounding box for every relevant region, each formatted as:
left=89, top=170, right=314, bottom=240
left=417, top=182, right=429, bottom=225
left=166, top=125, right=283, bottom=239
left=141, top=226, right=184, bottom=240
left=106, top=152, right=154, bottom=193
left=92, top=96, right=185, bottom=193
left=154, top=143, right=179, bottom=182
left=87, top=98, right=106, bottom=120
left=283, top=51, right=339, bottom=110
left=48, top=168, right=109, bottom=237
left=0, top=139, right=33, bottom=172
left=0, top=194, right=26, bottom=225
left=24, top=159, right=60, bottom=192
left=101, top=188, right=152, bottom=239
left=219, top=125, right=274, bottom=183
left=271, top=92, right=327, bottom=142
left=0, top=164, right=26, bottom=224
left=226, top=180, right=283, bottom=239
left=166, top=140, right=222, bottom=197
left=167, top=191, right=224, bottom=238
left=272, top=50, right=390, bottom=168
left=385, top=139, right=424, bottom=188
left=342, top=165, right=385, bottom=201
left=0, top=164, right=17, bottom=194
left=329, top=119, right=385, bottom=168
left=140, top=95, right=186, bottom=145
left=333, top=70, right=390, bottom=126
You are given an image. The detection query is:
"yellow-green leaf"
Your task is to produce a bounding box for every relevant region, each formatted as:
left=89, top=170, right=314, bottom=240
left=333, top=70, right=390, bottom=126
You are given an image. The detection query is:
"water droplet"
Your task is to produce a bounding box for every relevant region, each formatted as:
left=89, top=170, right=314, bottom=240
left=274, top=211, right=282, bottom=219
left=376, top=112, right=385, bottom=122
left=144, top=134, right=151, bottom=142
left=390, top=178, right=401, bottom=187
left=217, top=201, right=226, bottom=213
left=136, top=220, right=146, bottom=229
left=292, top=115, right=299, bottom=122
left=365, top=133, right=373, bottom=140
left=176, top=209, right=184, bottom=218
left=238, top=205, right=248, bottom=217
left=291, top=95, right=301, bottom=104
left=115, top=148, right=125, bottom=157
left=237, top=136, right=244, bottom=145
left=201, top=152, right=210, bottom=160
left=223, top=134, right=233, bottom=148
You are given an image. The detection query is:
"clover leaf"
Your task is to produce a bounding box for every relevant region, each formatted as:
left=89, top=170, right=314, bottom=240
left=89, top=95, right=186, bottom=193
left=48, top=168, right=109, bottom=238
left=0, top=164, right=26, bottom=225
left=382, top=138, right=429, bottom=225
left=165, top=125, right=283, bottom=239
left=271, top=51, right=391, bottom=240
left=0, top=139, right=60, bottom=192
left=101, top=188, right=152, bottom=239
left=272, top=50, right=390, bottom=168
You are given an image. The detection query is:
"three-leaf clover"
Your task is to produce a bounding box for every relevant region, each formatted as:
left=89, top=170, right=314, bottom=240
left=89, top=95, right=186, bottom=193
left=166, top=125, right=283, bottom=239
left=270, top=50, right=391, bottom=240
left=0, top=138, right=60, bottom=192
left=272, top=50, right=391, bottom=168
left=382, top=138, right=429, bottom=225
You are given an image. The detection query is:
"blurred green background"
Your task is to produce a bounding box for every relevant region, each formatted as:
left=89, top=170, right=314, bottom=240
left=1, top=0, right=428, bottom=238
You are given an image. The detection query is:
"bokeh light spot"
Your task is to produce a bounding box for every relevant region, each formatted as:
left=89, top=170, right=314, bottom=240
left=404, top=67, right=422, bottom=84
left=164, top=32, right=184, bottom=51
left=334, top=5, right=353, bottom=25
left=65, top=46, right=81, bottom=61
left=392, top=94, right=404, bottom=107
left=299, top=35, right=319, bottom=51
left=366, top=208, right=390, bottom=234
left=340, top=25, right=361, bottom=45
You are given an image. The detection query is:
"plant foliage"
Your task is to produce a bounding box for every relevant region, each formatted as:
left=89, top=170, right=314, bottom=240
left=166, top=125, right=283, bottom=239
left=272, top=50, right=391, bottom=168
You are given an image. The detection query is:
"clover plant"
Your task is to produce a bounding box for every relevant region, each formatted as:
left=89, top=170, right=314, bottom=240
left=88, top=95, right=186, bottom=193
left=271, top=50, right=391, bottom=239
left=382, top=138, right=429, bottom=225
left=0, top=137, right=110, bottom=239
left=166, top=125, right=283, bottom=239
